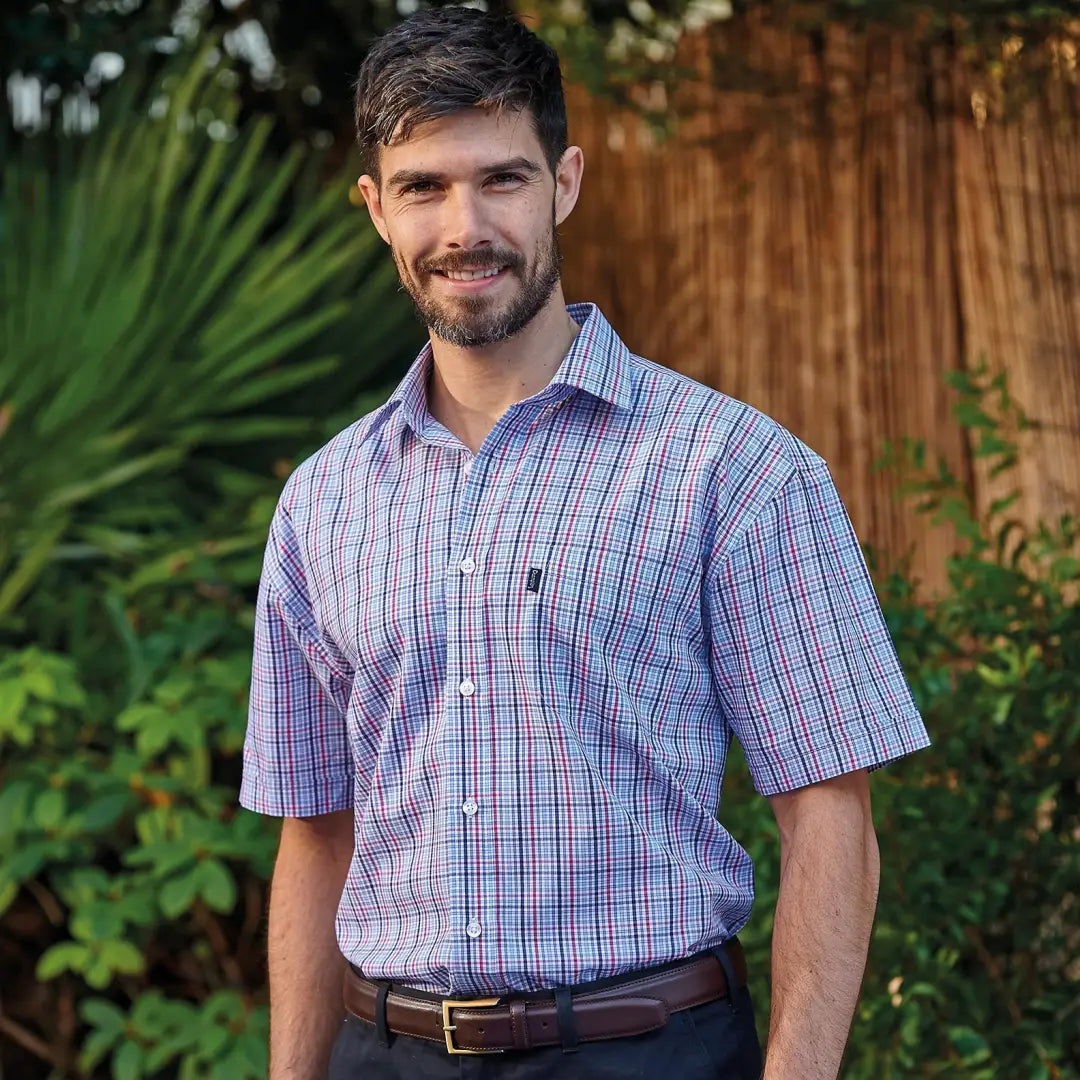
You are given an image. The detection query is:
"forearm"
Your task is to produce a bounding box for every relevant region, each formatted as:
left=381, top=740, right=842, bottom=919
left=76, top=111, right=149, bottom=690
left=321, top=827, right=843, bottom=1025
left=763, top=796, right=880, bottom=1080
left=268, top=811, right=354, bottom=1080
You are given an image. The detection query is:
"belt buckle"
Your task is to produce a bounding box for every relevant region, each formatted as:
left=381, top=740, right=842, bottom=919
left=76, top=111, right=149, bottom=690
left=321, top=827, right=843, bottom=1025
left=441, top=997, right=504, bottom=1055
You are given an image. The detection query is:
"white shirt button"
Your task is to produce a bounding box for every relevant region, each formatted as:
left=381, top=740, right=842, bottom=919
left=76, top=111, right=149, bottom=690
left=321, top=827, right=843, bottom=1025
left=463, top=460, right=473, bottom=476
left=459, top=557, right=476, bottom=575
left=458, top=679, right=476, bottom=697
left=461, top=799, right=478, bottom=817
left=466, top=920, right=482, bottom=939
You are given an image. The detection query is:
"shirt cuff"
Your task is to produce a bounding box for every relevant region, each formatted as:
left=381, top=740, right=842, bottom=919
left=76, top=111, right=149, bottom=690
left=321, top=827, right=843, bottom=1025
left=748, top=710, right=931, bottom=797
left=239, top=766, right=353, bottom=817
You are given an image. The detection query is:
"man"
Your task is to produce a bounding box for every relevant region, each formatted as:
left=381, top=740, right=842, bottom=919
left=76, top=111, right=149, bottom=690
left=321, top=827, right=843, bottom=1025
left=240, top=8, right=930, bottom=1079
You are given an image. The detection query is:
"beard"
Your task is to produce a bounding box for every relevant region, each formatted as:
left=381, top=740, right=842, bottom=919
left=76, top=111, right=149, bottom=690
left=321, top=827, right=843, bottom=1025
left=391, top=213, right=563, bottom=349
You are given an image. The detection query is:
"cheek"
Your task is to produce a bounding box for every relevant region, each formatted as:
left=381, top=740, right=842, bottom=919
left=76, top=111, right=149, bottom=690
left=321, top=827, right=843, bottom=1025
left=506, top=211, right=553, bottom=258
left=388, top=213, right=438, bottom=262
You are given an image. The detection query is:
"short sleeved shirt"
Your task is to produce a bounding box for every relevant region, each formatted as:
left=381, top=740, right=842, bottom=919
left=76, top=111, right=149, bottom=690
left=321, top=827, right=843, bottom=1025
left=241, top=303, right=929, bottom=994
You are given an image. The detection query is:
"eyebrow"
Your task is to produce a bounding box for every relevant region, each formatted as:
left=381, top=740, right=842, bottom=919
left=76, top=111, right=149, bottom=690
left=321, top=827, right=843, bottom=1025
left=386, top=156, right=544, bottom=193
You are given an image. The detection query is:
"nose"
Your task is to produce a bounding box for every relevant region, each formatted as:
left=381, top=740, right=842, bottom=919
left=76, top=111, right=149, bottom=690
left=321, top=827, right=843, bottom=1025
left=442, top=186, right=493, bottom=251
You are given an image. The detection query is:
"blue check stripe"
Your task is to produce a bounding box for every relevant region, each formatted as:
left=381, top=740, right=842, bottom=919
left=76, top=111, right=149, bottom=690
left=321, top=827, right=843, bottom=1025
left=241, top=303, right=929, bottom=994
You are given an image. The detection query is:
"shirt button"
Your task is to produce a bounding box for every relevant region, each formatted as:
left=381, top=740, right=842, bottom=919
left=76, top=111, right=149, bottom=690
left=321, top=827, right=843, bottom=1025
left=462, top=799, right=478, bottom=817
left=466, top=920, right=482, bottom=939
left=459, top=557, right=476, bottom=575
left=458, top=679, right=476, bottom=697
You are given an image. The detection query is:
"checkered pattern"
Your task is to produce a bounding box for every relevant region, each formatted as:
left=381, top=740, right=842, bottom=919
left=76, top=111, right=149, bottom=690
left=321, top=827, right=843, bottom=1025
left=241, top=303, right=929, bottom=994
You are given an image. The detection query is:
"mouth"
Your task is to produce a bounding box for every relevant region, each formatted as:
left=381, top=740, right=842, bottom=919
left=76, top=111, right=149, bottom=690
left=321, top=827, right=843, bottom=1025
left=431, top=265, right=510, bottom=290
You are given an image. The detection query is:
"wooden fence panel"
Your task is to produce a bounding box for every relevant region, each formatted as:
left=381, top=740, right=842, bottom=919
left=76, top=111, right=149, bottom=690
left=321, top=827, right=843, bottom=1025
left=559, top=15, right=1080, bottom=593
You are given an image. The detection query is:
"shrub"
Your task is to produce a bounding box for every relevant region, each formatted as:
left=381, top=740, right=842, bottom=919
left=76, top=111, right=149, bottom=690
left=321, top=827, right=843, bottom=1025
left=723, top=361, right=1079, bottom=1079
left=1, top=564, right=278, bottom=1079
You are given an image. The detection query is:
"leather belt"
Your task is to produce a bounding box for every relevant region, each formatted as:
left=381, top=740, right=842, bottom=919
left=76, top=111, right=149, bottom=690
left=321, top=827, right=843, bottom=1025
left=342, top=942, right=747, bottom=1055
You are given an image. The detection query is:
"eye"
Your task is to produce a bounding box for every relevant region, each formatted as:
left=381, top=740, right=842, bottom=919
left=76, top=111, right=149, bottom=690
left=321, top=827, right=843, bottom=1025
left=488, top=172, right=525, bottom=187
left=401, top=180, right=436, bottom=195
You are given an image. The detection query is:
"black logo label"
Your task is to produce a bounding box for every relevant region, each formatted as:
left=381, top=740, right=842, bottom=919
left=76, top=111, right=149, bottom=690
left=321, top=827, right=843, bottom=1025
left=526, top=568, right=543, bottom=593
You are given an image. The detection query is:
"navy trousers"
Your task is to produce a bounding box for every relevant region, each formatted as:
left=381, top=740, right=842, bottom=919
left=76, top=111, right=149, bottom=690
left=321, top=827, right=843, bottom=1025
left=328, top=984, right=764, bottom=1079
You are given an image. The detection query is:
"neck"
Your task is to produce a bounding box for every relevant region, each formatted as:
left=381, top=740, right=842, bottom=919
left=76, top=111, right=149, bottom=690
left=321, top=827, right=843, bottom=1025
left=426, top=288, right=581, bottom=454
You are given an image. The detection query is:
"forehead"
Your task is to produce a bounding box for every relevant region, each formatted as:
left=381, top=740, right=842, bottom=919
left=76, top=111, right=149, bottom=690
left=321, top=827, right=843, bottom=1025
left=379, top=107, right=545, bottom=176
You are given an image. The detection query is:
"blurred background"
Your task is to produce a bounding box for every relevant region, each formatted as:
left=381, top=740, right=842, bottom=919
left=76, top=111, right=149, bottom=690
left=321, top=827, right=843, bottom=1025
left=0, top=1, right=1077, bottom=1077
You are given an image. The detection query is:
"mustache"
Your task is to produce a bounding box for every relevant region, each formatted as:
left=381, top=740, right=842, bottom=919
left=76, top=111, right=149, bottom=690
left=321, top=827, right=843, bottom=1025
left=416, top=249, right=525, bottom=276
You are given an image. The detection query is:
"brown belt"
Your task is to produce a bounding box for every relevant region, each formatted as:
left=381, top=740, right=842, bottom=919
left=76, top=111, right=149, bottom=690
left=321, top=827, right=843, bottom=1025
left=342, top=942, right=747, bottom=1055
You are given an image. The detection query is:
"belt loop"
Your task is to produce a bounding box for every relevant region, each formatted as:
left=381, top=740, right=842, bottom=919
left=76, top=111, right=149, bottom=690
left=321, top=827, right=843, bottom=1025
left=709, top=942, right=739, bottom=1015
left=374, top=981, right=393, bottom=1047
left=553, top=986, right=579, bottom=1053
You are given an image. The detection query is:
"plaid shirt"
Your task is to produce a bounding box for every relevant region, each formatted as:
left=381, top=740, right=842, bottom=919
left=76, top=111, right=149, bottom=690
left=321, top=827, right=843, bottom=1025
left=241, top=303, right=929, bottom=994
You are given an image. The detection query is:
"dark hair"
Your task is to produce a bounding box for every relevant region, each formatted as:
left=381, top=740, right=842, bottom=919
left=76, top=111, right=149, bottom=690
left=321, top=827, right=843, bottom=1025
left=353, top=7, right=568, bottom=184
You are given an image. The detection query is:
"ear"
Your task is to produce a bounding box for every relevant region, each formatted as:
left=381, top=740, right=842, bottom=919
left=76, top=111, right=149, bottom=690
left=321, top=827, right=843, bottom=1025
left=553, top=146, right=584, bottom=227
left=357, top=175, right=391, bottom=245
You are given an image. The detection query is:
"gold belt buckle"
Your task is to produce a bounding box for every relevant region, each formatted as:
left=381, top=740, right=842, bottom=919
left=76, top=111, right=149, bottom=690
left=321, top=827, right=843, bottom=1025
left=441, top=997, right=504, bottom=1055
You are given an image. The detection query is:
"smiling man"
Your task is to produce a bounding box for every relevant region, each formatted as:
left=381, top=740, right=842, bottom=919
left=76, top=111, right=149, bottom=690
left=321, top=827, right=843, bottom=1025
left=240, top=8, right=930, bottom=1080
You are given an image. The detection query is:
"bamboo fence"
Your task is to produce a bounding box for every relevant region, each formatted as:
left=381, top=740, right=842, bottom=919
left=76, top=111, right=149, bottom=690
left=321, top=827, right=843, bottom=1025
left=560, top=14, right=1080, bottom=592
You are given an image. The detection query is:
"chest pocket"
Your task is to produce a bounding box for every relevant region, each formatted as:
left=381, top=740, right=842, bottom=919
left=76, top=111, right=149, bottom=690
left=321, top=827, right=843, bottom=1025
left=524, top=539, right=678, bottom=701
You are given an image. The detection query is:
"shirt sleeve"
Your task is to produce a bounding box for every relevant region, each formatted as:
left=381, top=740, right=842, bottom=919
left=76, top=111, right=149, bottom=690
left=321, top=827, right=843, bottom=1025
left=707, top=461, right=930, bottom=796
left=240, top=500, right=355, bottom=817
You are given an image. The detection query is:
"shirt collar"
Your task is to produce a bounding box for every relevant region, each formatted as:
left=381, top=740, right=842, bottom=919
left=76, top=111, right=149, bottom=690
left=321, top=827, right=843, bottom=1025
left=377, top=302, right=635, bottom=437
left=552, top=303, right=635, bottom=410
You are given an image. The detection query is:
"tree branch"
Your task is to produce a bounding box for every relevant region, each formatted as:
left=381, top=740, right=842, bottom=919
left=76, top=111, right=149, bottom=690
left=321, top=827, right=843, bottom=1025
left=0, top=1013, right=59, bottom=1070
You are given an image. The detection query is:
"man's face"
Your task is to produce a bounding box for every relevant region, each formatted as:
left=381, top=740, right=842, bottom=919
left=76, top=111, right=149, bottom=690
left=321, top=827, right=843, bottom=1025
left=358, top=109, right=581, bottom=348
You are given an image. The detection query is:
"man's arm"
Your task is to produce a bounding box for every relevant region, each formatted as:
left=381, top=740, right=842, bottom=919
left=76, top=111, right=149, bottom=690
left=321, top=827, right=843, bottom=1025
left=762, top=768, right=880, bottom=1080
left=268, top=809, right=354, bottom=1080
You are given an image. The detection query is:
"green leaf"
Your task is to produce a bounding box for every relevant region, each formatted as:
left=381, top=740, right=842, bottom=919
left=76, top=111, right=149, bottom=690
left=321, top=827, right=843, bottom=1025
left=72, top=903, right=125, bottom=942
left=0, top=779, right=35, bottom=835
left=79, top=1028, right=122, bottom=1072
left=84, top=955, right=115, bottom=990
left=210, top=1048, right=247, bottom=1080
left=78, top=793, right=133, bottom=832
left=159, top=871, right=200, bottom=918
left=36, top=941, right=91, bottom=979
left=0, top=881, right=18, bottom=916
left=113, top=1039, right=144, bottom=1080
left=948, top=1025, right=992, bottom=1064
left=33, top=788, right=67, bottom=829
left=991, top=693, right=1015, bottom=726
left=953, top=401, right=996, bottom=430
left=21, top=665, right=57, bottom=699
left=197, top=859, right=237, bottom=913
left=99, top=940, right=147, bottom=976
left=81, top=998, right=127, bottom=1034
left=988, top=492, right=1020, bottom=517
left=6, top=841, right=50, bottom=879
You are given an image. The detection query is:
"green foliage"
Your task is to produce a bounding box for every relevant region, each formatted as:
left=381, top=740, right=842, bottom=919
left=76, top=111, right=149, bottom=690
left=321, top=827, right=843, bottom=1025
left=0, top=43, right=411, bottom=624
left=0, top=45, right=416, bottom=1079
left=723, top=361, right=1080, bottom=1078
left=0, top=535, right=282, bottom=1072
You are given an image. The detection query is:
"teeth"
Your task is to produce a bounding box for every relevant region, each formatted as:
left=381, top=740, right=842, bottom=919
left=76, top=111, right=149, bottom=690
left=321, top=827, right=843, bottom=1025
left=444, top=267, right=503, bottom=281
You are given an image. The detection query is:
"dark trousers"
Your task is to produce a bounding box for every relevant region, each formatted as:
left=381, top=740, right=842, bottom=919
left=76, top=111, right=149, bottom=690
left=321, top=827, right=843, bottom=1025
left=328, top=984, right=764, bottom=1079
